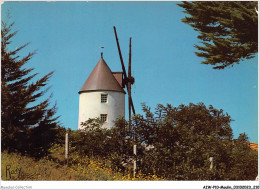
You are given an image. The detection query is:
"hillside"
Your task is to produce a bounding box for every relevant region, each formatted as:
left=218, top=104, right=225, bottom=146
left=1, top=148, right=161, bottom=181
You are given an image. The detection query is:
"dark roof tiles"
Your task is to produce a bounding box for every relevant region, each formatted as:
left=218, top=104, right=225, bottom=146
left=79, top=57, right=125, bottom=94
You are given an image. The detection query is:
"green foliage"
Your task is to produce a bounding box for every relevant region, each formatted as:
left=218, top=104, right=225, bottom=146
left=67, top=103, right=257, bottom=180
left=1, top=20, right=59, bottom=157
left=2, top=100, right=256, bottom=180
left=131, top=103, right=257, bottom=180
left=178, top=1, right=258, bottom=69
left=69, top=118, right=108, bottom=157
left=68, top=117, right=133, bottom=172
left=227, top=133, right=258, bottom=180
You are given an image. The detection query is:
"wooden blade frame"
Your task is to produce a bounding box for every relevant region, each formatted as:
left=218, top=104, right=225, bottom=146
left=128, top=37, right=136, bottom=116
left=113, top=26, right=127, bottom=80
left=128, top=38, right=132, bottom=124
left=113, top=26, right=136, bottom=118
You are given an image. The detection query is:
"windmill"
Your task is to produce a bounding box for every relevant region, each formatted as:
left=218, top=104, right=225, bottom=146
left=113, top=26, right=137, bottom=176
left=113, top=26, right=136, bottom=127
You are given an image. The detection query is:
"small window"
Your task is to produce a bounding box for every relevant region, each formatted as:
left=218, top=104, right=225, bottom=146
left=100, top=114, right=107, bottom=122
left=101, top=94, right=108, bottom=103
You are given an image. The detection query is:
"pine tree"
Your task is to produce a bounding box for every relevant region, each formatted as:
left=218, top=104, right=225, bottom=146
left=178, top=1, right=258, bottom=69
left=1, top=20, right=59, bottom=157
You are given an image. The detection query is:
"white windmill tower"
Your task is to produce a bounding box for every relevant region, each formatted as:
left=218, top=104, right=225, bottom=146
left=78, top=26, right=136, bottom=130
left=78, top=51, right=126, bottom=129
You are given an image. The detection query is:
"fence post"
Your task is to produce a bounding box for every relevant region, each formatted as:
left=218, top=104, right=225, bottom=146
left=65, top=132, right=69, bottom=165
left=209, top=157, right=213, bottom=170
left=133, top=144, right=137, bottom=177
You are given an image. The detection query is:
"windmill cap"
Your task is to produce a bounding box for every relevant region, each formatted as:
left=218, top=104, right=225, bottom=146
left=79, top=57, right=126, bottom=94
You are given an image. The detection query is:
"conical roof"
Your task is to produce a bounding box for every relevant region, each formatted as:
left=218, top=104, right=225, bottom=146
left=79, top=57, right=125, bottom=94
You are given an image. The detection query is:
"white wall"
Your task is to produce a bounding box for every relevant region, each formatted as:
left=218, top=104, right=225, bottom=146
left=78, top=91, right=125, bottom=129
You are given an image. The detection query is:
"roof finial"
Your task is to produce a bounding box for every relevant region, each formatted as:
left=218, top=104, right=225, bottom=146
left=100, top=46, right=104, bottom=58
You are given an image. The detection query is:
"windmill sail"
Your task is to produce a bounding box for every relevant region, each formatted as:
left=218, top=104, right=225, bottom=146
left=113, top=26, right=135, bottom=118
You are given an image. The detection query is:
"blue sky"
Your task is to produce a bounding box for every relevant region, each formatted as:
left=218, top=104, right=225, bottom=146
left=2, top=1, right=258, bottom=143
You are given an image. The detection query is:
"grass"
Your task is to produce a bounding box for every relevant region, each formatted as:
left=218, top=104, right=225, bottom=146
left=1, top=144, right=162, bottom=181
left=1, top=151, right=78, bottom=180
